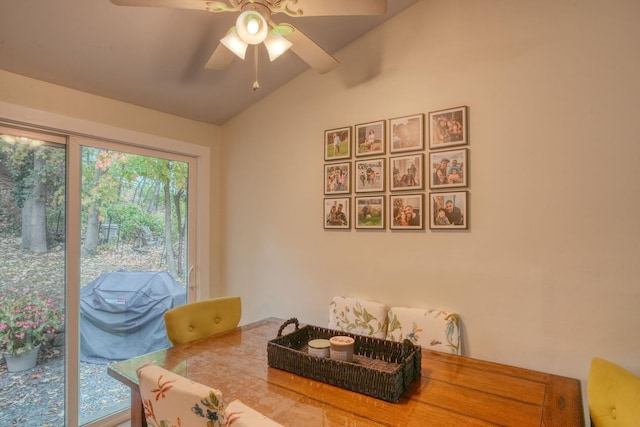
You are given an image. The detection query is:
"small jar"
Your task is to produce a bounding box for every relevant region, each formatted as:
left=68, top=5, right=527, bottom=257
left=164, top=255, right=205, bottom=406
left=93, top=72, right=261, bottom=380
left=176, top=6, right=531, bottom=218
left=329, top=336, right=355, bottom=362
left=308, top=339, right=330, bottom=358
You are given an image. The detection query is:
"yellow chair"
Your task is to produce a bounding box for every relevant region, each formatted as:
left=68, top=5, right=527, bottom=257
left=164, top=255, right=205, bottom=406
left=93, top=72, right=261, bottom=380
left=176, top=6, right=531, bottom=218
left=163, top=296, right=241, bottom=346
left=588, top=357, right=640, bottom=427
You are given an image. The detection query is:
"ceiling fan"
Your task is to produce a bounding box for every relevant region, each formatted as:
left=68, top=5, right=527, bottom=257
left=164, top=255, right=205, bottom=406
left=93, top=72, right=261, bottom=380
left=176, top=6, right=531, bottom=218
left=109, top=0, right=388, bottom=79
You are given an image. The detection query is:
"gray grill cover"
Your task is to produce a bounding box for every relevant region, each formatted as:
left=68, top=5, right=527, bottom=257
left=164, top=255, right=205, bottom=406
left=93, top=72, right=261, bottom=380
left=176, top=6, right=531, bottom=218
left=80, top=270, right=185, bottom=363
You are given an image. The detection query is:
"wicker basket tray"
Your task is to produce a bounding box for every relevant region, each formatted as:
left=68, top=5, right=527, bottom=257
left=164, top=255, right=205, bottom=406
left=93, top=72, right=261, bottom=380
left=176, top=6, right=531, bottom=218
left=267, top=318, right=421, bottom=403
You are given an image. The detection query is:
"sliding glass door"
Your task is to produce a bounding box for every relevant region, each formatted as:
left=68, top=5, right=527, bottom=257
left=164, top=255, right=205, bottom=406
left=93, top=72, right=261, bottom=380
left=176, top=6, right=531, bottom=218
left=72, top=136, right=196, bottom=426
left=0, top=125, right=201, bottom=426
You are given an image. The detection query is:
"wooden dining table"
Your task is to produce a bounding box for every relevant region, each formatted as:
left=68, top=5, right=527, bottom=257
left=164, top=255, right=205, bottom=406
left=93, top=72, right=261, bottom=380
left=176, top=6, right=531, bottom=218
left=107, top=317, right=584, bottom=426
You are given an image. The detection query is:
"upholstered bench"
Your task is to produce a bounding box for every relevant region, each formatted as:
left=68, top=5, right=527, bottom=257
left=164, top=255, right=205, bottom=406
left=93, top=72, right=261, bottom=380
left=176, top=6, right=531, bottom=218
left=328, top=297, right=462, bottom=355
left=328, top=296, right=389, bottom=339
left=386, top=306, right=462, bottom=355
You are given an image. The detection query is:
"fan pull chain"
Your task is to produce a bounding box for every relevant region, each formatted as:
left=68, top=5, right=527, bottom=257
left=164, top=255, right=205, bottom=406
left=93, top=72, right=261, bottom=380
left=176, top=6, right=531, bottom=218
left=253, top=45, right=260, bottom=91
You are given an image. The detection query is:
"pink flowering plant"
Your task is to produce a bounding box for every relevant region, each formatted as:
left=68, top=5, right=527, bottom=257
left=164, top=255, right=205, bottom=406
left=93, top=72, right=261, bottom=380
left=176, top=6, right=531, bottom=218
left=0, top=288, right=64, bottom=357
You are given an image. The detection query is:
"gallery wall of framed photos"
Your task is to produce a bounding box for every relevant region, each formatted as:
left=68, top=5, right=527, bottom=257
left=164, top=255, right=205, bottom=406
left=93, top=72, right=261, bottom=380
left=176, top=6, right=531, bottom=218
left=323, top=106, right=469, bottom=231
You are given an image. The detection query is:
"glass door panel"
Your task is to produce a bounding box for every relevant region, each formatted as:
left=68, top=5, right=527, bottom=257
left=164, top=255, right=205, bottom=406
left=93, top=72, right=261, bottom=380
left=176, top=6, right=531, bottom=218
left=77, top=142, right=192, bottom=425
left=1, top=125, right=200, bottom=426
left=0, top=130, right=67, bottom=425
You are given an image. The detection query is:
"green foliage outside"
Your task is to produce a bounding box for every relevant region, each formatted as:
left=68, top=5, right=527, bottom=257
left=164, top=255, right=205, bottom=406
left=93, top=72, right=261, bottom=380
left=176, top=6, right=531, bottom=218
left=2, top=141, right=187, bottom=250
left=1, top=142, right=66, bottom=237
left=104, top=203, right=162, bottom=241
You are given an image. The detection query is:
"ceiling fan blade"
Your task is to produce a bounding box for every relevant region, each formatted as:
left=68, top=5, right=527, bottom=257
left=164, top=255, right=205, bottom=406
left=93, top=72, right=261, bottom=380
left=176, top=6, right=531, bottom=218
left=205, top=43, right=236, bottom=70
left=109, top=0, right=387, bottom=15
left=280, top=0, right=387, bottom=17
left=282, top=24, right=339, bottom=74
left=108, top=0, right=228, bottom=12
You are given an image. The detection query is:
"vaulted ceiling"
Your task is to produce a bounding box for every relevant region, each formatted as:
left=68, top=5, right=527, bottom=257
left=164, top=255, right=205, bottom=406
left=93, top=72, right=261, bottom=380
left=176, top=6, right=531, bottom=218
left=0, top=0, right=419, bottom=125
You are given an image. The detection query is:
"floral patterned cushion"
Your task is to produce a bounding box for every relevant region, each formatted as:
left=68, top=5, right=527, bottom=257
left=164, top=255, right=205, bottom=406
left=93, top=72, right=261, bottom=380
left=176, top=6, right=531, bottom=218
left=225, top=401, right=284, bottom=427
left=386, top=306, right=462, bottom=355
left=136, top=362, right=282, bottom=427
left=328, top=296, right=389, bottom=339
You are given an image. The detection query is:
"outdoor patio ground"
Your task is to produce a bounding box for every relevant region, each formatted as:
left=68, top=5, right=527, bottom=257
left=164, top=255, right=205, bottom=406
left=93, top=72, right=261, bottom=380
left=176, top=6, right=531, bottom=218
left=0, top=236, right=174, bottom=426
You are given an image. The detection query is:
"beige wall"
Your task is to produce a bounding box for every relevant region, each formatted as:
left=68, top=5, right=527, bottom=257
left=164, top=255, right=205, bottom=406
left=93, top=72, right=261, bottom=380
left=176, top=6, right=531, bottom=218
left=0, top=71, right=217, bottom=145
left=221, top=0, right=640, bottom=405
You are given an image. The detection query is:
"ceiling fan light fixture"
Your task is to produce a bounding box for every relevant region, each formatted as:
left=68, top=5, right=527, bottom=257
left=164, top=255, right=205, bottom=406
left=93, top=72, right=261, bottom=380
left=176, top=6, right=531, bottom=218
left=236, top=10, right=268, bottom=45
left=0, top=134, right=45, bottom=148
left=221, top=28, right=248, bottom=60
left=0, top=134, right=16, bottom=144
left=264, top=31, right=293, bottom=62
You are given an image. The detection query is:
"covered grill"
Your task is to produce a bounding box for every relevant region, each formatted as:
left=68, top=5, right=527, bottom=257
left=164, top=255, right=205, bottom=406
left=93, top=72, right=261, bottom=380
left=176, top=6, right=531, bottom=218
left=80, top=270, right=185, bottom=363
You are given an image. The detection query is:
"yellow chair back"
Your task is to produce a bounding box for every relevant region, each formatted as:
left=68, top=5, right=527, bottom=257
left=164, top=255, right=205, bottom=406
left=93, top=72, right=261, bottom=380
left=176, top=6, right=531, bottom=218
left=163, top=296, right=241, bottom=346
left=588, top=357, right=640, bottom=427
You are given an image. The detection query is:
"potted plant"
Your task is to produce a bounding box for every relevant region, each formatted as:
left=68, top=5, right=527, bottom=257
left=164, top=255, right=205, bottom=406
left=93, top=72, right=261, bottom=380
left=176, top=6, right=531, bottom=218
left=0, top=287, right=64, bottom=372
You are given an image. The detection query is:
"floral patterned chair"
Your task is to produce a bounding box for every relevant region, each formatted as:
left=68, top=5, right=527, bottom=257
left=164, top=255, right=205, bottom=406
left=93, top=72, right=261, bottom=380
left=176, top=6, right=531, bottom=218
left=386, top=306, right=462, bottom=355
left=328, top=296, right=389, bottom=339
left=136, top=362, right=283, bottom=427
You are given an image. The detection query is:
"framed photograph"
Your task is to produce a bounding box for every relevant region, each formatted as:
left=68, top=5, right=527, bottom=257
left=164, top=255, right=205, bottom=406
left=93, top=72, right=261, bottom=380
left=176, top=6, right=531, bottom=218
left=355, top=196, right=385, bottom=229
left=324, top=162, right=351, bottom=195
left=390, top=154, right=423, bottom=192
left=429, top=148, right=467, bottom=189
left=389, top=114, right=424, bottom=153
left=389, top=194, right=423, bottom=230
left=355, top=158, right=385, bottom=193
left=324, top=197, right=350, bottom=229
left=355, top=120, right=385, bottom=157
left=430, top=191, right=468, bottom=229
left=324, top=126, right=351, bottom=161
left=429, top=106, right=467, bottom=149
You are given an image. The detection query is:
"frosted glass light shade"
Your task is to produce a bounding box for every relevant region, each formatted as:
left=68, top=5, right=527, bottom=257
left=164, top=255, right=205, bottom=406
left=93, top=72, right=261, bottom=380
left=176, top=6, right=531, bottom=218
left=0, top=134, right=43, bottom=147
left=221, top=28, right=248, bottom=59
left=0, top=134, right=16, bottom=144
left=236, top=11, right=268, bottom=45
left=264, top=32, right=292, bottom=61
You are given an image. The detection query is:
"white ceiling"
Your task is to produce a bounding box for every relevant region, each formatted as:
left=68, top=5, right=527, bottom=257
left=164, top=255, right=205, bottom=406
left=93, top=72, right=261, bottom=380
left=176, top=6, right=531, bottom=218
left=0, top=0, right=419, bottom=125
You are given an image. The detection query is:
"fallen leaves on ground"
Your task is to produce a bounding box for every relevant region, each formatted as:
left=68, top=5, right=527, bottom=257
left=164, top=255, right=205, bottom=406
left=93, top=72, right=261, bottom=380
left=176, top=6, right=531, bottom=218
left=0, top=234, right=174, bottom=426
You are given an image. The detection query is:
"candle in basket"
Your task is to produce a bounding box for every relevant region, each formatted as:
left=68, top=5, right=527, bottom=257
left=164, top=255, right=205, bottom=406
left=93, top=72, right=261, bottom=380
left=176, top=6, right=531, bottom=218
left=329, top=336, right=355, bottom=362
left=308, top=339, right=330, bottom=358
